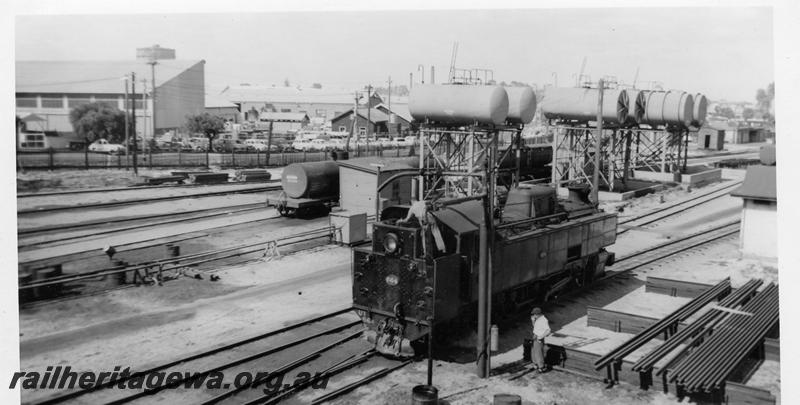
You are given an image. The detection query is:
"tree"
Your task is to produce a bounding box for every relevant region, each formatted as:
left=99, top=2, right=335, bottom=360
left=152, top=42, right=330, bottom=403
left=311, top=83, right=322, bottom=89
left=714, top=105, right=736, bottom=119
left=755, top=82, right=775, bottom=125
left=185, top=113, right=225, bottom=167
left=283, top=78, right=291, bottom=87
left=69, top=102, right=127, bottom=169
left=742, top=108, right=756, bottom=120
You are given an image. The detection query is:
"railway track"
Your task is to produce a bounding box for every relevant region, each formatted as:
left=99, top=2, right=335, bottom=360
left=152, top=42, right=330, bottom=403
left=604, top=220, right=740, bottom=281
left=26, top=308, right=365, bottom=405
left=17, top=181, right=280, bottom=199
left=18, top=204, right=271, bottom=249
left=18, top=185, right=279, bottom=215
left=616, top=180, right=742, bottom=235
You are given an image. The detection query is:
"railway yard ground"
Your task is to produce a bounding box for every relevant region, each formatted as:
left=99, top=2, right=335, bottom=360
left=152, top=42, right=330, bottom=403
left=14, top=143, right=781, bottom=405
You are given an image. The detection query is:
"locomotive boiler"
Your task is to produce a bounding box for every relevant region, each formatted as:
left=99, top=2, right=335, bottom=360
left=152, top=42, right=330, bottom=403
left=351, top=185, right=617, bottom=357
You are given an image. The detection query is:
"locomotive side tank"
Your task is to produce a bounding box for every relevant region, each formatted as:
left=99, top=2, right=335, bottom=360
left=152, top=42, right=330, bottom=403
left=409, top=84, right=509, bottom=125
left=540, top=87, right=630, bottom=125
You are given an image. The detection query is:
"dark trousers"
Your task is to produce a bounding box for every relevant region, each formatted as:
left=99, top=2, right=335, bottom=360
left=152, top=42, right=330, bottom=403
left=533, top=338, right=546, bottom=368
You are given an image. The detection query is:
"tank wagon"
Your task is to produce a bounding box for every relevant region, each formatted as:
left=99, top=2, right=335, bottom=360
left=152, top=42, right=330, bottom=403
left=268, top=161, right=340, bottom=217
left=352, top=85, right=618, bottom=358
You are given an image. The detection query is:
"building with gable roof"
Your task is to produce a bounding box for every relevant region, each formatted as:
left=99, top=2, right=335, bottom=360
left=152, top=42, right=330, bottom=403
left=730, top=145, right=777, bottom=259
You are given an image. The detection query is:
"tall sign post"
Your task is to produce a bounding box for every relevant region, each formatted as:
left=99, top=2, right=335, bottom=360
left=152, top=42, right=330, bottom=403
left=136, top=45, right=175, bottom=144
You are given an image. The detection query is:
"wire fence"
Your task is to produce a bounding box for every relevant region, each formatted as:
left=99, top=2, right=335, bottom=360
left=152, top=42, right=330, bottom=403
left=16, top=146, right=416, bottom=171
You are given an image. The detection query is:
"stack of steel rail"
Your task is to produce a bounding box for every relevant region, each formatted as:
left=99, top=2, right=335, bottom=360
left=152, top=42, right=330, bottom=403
left=594, top=278, right=732, bottom=376
left=667, top=283, right=779, bottom=393
left=632, top=279, right=763, bottom=375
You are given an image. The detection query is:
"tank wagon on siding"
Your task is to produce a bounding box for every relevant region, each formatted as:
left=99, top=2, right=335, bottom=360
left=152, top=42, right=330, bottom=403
left=350, top=84, right=618, bottom=357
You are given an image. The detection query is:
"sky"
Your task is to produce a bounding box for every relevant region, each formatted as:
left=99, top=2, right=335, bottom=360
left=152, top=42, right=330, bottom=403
left=14, top=7, right=774, bottom=102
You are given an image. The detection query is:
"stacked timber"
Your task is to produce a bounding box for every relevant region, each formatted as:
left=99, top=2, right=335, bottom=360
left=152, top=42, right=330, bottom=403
left=235, top=169, right=272, bottom=182
left=187, top=172, right=230, bottom=184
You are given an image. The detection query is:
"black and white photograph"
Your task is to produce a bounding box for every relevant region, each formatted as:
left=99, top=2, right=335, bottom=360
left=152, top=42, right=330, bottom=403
left=3, top=1, right=797, bottom=404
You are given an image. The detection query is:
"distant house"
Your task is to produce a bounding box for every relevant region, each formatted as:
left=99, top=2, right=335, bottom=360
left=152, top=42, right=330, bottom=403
left=705, top=120, right=767, bottom=144
left=696, top=125, right=725, bottom=150
left=256, top=112, right=310, bottom=134
left=330, top=107, right=412, bottom=136
left=220, top=85, right=383, bottom=125
left=205, top=94, right=240, bottom=123
left=730, top=147, right=777, bottom=259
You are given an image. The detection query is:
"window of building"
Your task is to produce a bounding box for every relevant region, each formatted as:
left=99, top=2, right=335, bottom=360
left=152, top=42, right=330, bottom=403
left=41, top=97, right=64, bottom=109
left=22, top=133, right=46, bottom=148
left=358, top=127, right=366, bottom=136
left=281, top=108, right=292, bottom=113
left=95, top=98, right=118, bottom=108
left=339, top=126, right=347, bottom=132
left=67, top=97, right=91, bottom=108
left=16, top=97, right=37, bottom=108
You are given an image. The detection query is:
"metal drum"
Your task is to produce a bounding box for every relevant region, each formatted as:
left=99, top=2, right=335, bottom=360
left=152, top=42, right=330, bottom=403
left=281, top=161, right=340, bottom=199
left=624, top=89, right=646, bottom=125
left=409, top=84, right=509, bottom=125
left=505, top=86, right=537, bottom=124
left=494, top=393, right=522, bottom=405
left=642, top=91, right=694, bottom=127
left=411, top=385, right=438, bottom=404
left=540, top=87, right=629, bottom=125
left=692, top=93, right=708, bottom=127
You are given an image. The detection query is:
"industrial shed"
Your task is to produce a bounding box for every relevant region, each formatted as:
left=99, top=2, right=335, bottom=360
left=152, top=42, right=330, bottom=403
left=731, top=161, right=777, bottom=260
left=16, top=60, right=206, bottom=138
left=337, top=157, right=418, bottom=217
left=256, top=112, right=310, bottom=134
left=696, top=125, right=725, bottom=150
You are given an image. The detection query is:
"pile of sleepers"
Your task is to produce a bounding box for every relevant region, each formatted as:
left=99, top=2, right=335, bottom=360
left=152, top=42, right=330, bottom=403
left=234, top=169, right=272, bottom=182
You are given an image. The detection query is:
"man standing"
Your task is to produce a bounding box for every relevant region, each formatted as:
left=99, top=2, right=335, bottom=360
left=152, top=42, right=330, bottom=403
left=531, top=307, right=551, bottom=372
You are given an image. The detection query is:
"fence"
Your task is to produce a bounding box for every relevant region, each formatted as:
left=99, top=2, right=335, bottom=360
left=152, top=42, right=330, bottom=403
left=16, top=145, right=415, bottom=171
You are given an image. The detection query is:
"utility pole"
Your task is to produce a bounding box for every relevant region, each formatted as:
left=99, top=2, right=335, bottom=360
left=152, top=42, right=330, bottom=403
left=124, top=76, right=130, bottom=170
left=367, top=85, right=372, bottom=140
left=149, top=60, right=157, bottom=139
left=409, top=73, right=413, bottom=90
left=141, top=79, right=148, bottom=153
left=131, top=72, right=138, bottom=175
left=592, top=79, right=604, bottom=204
left=386, top=76, right=392, bottom=112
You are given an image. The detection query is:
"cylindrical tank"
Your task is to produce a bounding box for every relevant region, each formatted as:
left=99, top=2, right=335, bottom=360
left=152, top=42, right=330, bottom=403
left=281, top=161, right=340, bottom=199
left=409, top=84, right=509, bottom=125
left=624, top=89, right=646, bottom=125
left=411, top=385, right=438, bottom=405
left=505, top=86, right=537, bottom=124
left=642, top=91, right=694, bottom=128
left=692, top=93, right=708, bottom=127
left=540, top=87, right=629, bottom=125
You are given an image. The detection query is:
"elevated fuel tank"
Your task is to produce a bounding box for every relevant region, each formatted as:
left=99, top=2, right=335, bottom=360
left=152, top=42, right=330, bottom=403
left=409, top=84, right=509, bottom=126
left=691, top=93, right=708, bottom=127
left=624, top=89, right=646, bottom=125
left=641, top=91, right=694, bottom=128
left=505, top=86, right=537, bottom=124
left=540, top=87, right=629, bottom=125
left=281, top=161, right=340, bottom=199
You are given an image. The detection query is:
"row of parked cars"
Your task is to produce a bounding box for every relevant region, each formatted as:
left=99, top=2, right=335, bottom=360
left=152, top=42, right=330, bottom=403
left=86, top=135, right=418, bottom=154
left=290, top=136, right=417, bottom=152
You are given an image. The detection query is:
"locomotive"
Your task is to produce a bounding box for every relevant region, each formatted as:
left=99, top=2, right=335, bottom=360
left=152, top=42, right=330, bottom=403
left=350, top=84, right=618, bottom=357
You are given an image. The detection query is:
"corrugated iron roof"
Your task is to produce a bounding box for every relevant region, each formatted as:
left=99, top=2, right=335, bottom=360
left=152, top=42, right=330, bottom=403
left=730, top=166, right=777, bottom=201
left=338, top=156, right=419, bottom=174
left=16, top=60, right=204, bottom=94
left=205, top=93, right=238, bottom=108
left=221, top=85, right=380, bottom=105
left=258, top=112, right=309, bottom=122
left=331, top=108, right=392, bottom=123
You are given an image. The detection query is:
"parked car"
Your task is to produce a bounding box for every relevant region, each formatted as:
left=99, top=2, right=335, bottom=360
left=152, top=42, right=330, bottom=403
left=376, top=137, right=394, bottom=148
left=188, top=137, right=209, bottom=151
left=291, top=139, right=312, bottom=151
left=88, top=139, right=126, bottom=154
